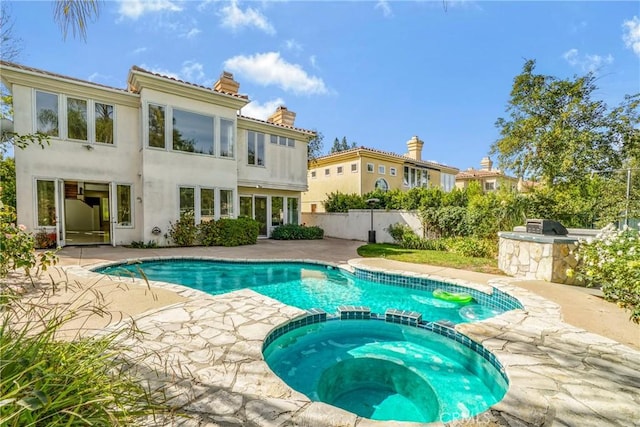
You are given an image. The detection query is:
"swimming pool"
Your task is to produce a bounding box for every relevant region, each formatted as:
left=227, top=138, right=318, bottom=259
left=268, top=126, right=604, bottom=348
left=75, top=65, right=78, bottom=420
left=263, top=318, right=508, bottom=423
left=95, top=259, right=522, bottom=324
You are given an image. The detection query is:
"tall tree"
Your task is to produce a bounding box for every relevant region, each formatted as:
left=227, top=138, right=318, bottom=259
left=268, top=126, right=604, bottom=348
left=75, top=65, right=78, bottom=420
left=307, top=130, right=324, bottom=162
left=330, top=136, right=357, bottom=153
left=491, top=59, right=639, bottom=185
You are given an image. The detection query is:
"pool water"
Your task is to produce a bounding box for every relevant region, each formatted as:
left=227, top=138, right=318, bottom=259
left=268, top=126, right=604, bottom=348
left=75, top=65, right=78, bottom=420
left=98, top=260, right=505, bottom=324
left=263, top=320, right=508, bottom=423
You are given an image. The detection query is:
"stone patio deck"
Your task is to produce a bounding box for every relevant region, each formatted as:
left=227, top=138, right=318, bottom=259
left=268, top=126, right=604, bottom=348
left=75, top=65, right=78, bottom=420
left=55, top=241, right=640, bottom=427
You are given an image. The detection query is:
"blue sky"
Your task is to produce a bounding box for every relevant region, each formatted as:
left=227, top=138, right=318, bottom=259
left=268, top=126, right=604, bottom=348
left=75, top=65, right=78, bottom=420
left=4, top=0, right=640, bottom=170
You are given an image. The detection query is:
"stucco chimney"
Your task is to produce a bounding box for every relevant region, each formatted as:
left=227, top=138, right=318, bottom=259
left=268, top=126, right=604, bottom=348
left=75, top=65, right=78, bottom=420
left=267, top=106, right=296, bottom=127
left=406, top=136, right=424, bottom=161
left=213, top=71, right=240, bottom=94
left=480, top=156, right=493, bottom=171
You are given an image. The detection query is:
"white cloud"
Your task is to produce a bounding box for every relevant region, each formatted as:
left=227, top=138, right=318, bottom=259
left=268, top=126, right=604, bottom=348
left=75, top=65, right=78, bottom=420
left=132, top=47, right=147, bottom=55
left=183, top=28, right=201, bottom=39
left=241, top=98, right=286, bottom=120
left=219, top=0, right=275, bottom=35
left=118, top=0, right=182, bottom=20
left=562, top=48, right=613, bottom=73
left=284, top=39, right=303, bottom=52
left=181, top=61, right=205, bottom=82
left=223, top=52, right=327, bottom=95
left=309, top=55, right=318, bottom=69
left=622, top=16, right=640, bottom=57
left=375, top=0, right=393, bottom=18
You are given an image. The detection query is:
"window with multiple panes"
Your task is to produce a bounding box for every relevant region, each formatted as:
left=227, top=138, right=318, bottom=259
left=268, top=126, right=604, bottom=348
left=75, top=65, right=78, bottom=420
left=325, top=168, right=330, bottom=176
left=247, top=131, right=265, bottom=166
left=378, top=165, right=385, bottom=174
left=390, top=167, right=397, bottom=176
left=485, top=182, right=496, bottom=191
left=367, top=163, right=374, bottom=173
left=172, top=109, right=214, bottom=155
left=404, top=166, right=430, bottom=188
left=270, top=135, right=295, bottom=147
left=35, top=91, right=59, bottom=136
left=311, top=171, right=317, bottom=178
left=375, top=178, right=389, bottom=192
left=351, top=163, right=358, bottom=172
left=337, top=166, right=343, bottom=175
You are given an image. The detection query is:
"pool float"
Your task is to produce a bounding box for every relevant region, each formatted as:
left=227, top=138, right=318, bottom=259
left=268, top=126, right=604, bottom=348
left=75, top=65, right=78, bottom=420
left=433, top=289, right=474, bottom=304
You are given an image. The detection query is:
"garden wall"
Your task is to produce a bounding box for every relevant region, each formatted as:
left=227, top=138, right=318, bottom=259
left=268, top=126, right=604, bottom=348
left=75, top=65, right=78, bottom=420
left=301, top=210, right=422, bottom=243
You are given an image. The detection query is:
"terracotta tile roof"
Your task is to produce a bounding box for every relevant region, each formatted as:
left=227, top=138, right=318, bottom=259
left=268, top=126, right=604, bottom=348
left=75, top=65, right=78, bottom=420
left=237, top=114, right=316, bottom=135
left=314, top=146, right=458, bottom=171
left=0, top=60, right=130, bottom=93
left=456, top=169, right=509, bottom=179
left=130, top=65, right=249, bottom=100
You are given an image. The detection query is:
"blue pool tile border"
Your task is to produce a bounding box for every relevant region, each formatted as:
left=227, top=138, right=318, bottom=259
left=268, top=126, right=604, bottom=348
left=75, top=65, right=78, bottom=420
left=352, top=267, right=523, bottom=312
left=262, top=311, right=508, bottom=383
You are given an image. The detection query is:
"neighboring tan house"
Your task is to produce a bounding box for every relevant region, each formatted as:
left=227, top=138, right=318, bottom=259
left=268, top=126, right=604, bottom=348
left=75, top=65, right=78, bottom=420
left=455, top=157, right=520, bottom=193
left=302, top=136, right=459, bottom=213
left=1, top=61, right=314, bottom=246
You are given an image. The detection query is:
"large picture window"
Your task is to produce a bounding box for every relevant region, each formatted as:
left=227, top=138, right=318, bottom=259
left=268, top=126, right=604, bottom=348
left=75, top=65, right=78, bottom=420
left=36, top=91, right=59, bottom=136
left=271, top=197, right=283, bottom=227
left=172, top=109, right=214, bottom=155
left=220, top=119, right=234, bottom=158
left=67, top=98, right=88, bottom=141
left=95, top=103, right=114, bottom=144
left=148, top=104, right=165, bottom=148
left=247, top=131, right=265, bottom=166
left=36, top=180, right=56, bottom=227
left=116, top=184, right=132, bottom=226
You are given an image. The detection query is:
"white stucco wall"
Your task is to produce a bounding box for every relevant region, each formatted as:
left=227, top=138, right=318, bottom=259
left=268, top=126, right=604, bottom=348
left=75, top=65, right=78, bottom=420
left=301, top=210, right=423, bottom=243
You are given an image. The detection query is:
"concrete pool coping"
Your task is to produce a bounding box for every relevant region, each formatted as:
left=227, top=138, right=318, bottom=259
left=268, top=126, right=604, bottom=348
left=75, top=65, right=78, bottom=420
left=24, top=240, right=640, bottom=426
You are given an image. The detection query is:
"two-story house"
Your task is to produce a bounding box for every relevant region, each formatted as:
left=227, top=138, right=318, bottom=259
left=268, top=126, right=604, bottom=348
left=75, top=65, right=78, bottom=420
left=302, top=136, right=459, bottom=212
left=0, top=61, right=314, bottom=246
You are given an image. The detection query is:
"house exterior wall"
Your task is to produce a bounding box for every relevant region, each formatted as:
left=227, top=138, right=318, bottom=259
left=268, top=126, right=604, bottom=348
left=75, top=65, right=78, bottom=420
left=302, top=148, right=459, bottom=213
left=3, top=62, right=312, bottom=246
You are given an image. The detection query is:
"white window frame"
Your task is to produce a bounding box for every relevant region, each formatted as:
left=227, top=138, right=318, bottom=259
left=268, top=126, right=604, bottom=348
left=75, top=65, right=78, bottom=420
left=146, top=102, right=168, bottom=150
left=367, top=163, right=374, bottom=173
left=219, top=117, right=235, bottom=158
left=324, top=168, right=330, bottom=176
left=351, top=163, right=358, bottom=173
left=390, top=167, right=397, bottom=176
left=33, top=90, right=61, bottom=139
left=378, top=165, right=385, bottom=175
left=311, top=170, right=317, bottom=179
left=247, top=130, right=266, bottom=167
left=65, top=95, right=89, bottom=143
left=337, top=166, right=344, bottom=175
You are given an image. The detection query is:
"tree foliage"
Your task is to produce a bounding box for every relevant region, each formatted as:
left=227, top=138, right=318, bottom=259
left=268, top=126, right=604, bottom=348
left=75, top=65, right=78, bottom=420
left=53, top=0, right=100, bottom=41
left=492, top=59, right=639, bottom=186
left=307, top=130, right=324, bottom=162
left=330, top=136, right=357, bottom=153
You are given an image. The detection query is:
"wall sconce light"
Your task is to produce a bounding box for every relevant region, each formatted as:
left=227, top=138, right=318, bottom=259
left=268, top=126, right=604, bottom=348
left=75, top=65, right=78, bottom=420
left=83, top=144, right=94, bottom=151
left=136, top=197, right=142, bottom=202
left=151, top=226, right=161, bottom=235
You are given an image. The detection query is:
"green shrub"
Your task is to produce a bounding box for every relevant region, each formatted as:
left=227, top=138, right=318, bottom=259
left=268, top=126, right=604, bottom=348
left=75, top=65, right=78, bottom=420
left=385, top=223, right=445, bottom=250
left=443, top=236, right=498, bottom=258
left=570, top=224, right=640, bottom=323
left=198, top=219, right=219, bottom=246
left=271, top=224, right=324, bottom=240
left=204, top=217, right=260, bottom=246
left=323, top=192, right=367, bottom=212
left=167, top=211, right=198, bottom=246
left=128, top=240, right=158, bottom=249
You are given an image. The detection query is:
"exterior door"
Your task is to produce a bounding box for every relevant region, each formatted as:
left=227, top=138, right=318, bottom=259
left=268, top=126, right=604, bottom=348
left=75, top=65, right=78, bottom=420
left=255, top=196, right=268, bottom=236
left=109, top=182, right=117, bottom=247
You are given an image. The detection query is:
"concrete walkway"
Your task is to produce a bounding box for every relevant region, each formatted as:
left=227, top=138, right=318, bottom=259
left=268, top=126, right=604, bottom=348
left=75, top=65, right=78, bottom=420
left=40, top=238, right=640, bottom=426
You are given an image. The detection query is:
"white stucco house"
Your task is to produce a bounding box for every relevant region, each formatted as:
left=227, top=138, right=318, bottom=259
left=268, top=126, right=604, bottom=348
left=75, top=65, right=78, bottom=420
left=0, top=61, right=315, bottom=246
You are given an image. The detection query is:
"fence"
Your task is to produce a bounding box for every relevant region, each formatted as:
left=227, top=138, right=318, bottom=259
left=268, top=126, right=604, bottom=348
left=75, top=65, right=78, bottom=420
left=301, top=210, right=422, bottom=243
